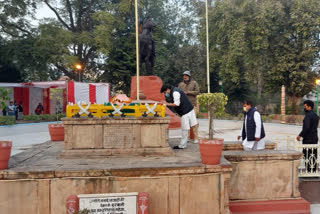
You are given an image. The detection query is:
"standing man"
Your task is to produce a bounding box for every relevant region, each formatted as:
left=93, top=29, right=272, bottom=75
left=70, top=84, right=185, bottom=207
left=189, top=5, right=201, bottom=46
left=237, top=100, right=266, bottom=151
left=161, top=84, right=198, bottom=149
left=296, top=100, right=319, bottom=173
left=7, top=101, right=16, bottom=117
left=178, top=71, right=200, bottom=143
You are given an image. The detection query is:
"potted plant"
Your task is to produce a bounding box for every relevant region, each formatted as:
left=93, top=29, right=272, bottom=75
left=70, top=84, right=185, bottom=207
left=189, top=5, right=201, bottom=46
left=0, top=88, right=12, bottom=169
left=48, top=88, right=64, bottom=141
left=197, top=93, right=228, bottom=165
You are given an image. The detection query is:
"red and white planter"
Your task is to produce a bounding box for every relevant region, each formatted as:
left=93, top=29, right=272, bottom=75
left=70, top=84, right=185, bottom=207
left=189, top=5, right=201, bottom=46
left=0, top=141, right=12, bottom=170
left=199, top=138, right=224, bottom=165
left=48, top=124, right=64, bottom=141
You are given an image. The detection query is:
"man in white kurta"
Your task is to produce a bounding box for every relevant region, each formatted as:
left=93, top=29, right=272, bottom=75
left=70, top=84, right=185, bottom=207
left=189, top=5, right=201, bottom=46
left=238, top=101, right=265, bottom=151
left=161, top=84, right=198, bottom=149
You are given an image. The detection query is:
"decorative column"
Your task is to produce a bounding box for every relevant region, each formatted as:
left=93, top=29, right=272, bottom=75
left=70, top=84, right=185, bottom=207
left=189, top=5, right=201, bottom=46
left=281, top=85, right=285, bottom=124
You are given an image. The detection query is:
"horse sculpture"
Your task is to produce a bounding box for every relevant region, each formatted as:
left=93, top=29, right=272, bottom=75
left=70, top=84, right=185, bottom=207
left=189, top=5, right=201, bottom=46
left=139, top=19, right=156, bottom=75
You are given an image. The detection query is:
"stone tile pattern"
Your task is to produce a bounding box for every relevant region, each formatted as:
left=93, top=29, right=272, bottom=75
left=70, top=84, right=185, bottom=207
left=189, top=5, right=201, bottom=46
left=61, top=117, right=172, bottom=158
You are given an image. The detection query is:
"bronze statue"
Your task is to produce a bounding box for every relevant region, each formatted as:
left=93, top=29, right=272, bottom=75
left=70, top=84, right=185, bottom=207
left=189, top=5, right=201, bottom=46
left=139, top=18, right=155, bottom=75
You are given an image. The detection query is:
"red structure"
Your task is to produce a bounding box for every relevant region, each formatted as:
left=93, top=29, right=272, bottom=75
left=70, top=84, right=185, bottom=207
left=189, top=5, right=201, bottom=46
left=130, top=76, right=181, bottom=129
left=137, top=192, right=149, bottom=214
left=230, top=198, right=310, bottom=214
left=66, top=195, right=79, bottom=214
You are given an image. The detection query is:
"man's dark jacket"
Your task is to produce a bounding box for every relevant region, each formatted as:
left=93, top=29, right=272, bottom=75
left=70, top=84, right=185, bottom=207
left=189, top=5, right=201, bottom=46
left=169, top=87, right=193, bottom=116
left=299, top=110, right=319, bottom=144
left=242, top=107, right=266, bottom=141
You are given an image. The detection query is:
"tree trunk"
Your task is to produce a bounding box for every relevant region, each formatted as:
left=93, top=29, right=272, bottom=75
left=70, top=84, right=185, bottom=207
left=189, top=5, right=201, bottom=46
left=287, top=96, right=302, bottom=115
left=257, top=67, right=263, bottom=100
left=209, top=104, right=214, bottom=140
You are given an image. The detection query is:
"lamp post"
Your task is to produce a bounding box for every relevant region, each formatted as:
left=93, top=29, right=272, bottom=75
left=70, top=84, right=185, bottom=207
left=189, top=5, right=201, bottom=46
left=75, top=64, right=82, bottom=82
left=218, top=80, right=223, bottom=93
left=135, top=0, right=140, bottom=100
left=316, top=79, right=320, bottom=115
left=205, top=0, right=210, bottom=93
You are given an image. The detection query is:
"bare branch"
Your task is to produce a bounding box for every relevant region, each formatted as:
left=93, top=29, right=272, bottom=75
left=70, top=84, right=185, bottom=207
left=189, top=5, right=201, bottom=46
left=76, top=0, right=84, bottom=32
left=44, top=0, right=72, bottom=31
left=65, top=0, right=75, bottom=30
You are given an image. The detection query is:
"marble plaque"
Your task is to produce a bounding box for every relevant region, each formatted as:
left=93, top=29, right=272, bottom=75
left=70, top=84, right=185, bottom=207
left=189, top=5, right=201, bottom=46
left=78, top=192, right=138, bottom=214
left=103, top=125, right=133, bottom=148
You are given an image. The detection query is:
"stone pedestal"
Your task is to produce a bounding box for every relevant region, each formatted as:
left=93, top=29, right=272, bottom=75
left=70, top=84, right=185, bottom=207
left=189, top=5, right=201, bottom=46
left=60, top=117, right=173, bottom=158
left=225, top=150, right=310, bottom=214
left=223, top=141, right=277, bottom=151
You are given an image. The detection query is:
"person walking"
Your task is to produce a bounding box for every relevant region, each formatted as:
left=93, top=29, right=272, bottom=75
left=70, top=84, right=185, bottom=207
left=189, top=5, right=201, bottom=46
left=178, top=71, right=200, bottom=143
left=161, top=84, right=198, bottom=149
left=237, top=100, right=266, bottom=151
left=18, top=101, right=23, bottom=120
left=296, top=100, right=319, bottom=173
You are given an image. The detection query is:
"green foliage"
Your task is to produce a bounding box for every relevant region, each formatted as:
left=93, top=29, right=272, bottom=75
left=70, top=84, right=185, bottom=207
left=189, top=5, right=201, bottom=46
left=0, top=116, right=16, bottom=126
left=215, top=112, right=234, bottom=120
left=237, top=113, right=244, bottom=120
left=198, top=93, right=228, bottom=139
left=22, top=114, right=41, bottom=121
left=197, top=93, right=228, bottom=115
left=76, top=209, right=90, bottom=214
left=50, top=88, right=64, bottom=121
left=204, top=0, right=320, bottom=107
left=22, top=114, right=64, bottom=121
left=0, top=88, right=9, bottom=109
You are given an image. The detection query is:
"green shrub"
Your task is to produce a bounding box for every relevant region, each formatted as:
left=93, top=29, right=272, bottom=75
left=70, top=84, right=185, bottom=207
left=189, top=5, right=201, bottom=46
left=57, top=113, right=66, bottom=121
left=261, top=115, right=267, bottom=122
left=0, top=116, right=16, bottom=125
left=40, top=114, right=53, bottom=120
left=23, top=115, right=41, bottom=121
left=237, top=113, right=243, bottom=120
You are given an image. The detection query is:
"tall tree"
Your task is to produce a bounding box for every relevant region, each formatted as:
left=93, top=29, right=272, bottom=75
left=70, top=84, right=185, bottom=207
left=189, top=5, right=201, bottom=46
left=205, top=0, right=320, bottom=111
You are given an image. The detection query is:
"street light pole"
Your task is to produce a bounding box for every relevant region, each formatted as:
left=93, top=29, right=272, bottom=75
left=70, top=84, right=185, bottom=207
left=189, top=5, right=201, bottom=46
left=317, top=86, right=319, bottom=115
left=135, top=0, right=140, bottom=101
left=75, top=64, right=82, bottom=82
left=205, top=0, right=210, bottom=93
left=316, top=79, right=320, bottom=115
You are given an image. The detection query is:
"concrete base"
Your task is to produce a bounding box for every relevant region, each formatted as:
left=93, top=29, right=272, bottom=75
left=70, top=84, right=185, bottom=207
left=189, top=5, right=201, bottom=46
left=0, top=141, right=232, bottom=214
left=299, top=178, right=320, bottom=204
left=223, top=141, right=276, bottom=151
left=62, top=117, right=174, bottom=158
left=224, top=150, right=302, bottom=201
left=230, top=198, right=310, bottom=214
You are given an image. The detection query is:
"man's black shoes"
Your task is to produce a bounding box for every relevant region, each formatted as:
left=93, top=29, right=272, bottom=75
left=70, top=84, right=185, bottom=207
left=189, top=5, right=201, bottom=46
left=173, top=146, right=184, bottom=149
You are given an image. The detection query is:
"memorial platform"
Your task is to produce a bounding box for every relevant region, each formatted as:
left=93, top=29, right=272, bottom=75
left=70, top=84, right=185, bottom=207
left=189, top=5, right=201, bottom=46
left=0, top=140, right=232, bottom=214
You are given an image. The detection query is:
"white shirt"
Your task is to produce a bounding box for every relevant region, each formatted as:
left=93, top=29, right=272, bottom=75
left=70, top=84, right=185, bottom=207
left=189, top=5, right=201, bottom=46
left=173, top=91, right=181, bottom=106
left=241, top=111, right=265, bottom=150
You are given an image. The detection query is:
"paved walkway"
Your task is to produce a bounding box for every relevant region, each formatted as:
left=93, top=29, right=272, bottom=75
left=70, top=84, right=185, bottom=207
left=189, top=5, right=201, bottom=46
left=0, top=122, right=57, bottom=155
left=0, top=119, right=312, bottom=156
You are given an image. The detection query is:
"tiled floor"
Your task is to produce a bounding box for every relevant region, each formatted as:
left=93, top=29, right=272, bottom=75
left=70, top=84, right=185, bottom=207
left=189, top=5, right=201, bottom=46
left=311, top=204, right=320, bottom=214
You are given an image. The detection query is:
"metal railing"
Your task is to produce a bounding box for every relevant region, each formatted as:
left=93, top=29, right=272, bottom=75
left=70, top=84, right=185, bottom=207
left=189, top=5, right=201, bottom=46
left=294, top=143, right=320, bottom=177
left=275, top=136, right=320, bottom=177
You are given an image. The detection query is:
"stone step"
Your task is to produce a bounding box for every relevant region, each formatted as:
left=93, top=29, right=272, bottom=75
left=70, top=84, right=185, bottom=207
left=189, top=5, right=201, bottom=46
left=299, top=178, right=320, bottom=204
left=230, top=198, right=310, bottom=214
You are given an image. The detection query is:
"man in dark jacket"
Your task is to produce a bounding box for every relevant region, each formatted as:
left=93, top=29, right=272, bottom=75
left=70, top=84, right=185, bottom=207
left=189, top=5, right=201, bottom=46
left=161, top=84, right=198, bottom=149
left=237, top=100, right=266, bottom=150
left=297, top=100, right=319, bottom=173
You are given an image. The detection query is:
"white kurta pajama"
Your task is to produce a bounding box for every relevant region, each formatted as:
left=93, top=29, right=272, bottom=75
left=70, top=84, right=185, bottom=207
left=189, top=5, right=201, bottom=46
left=173, top=92, right=198, bottom=149
left=241, top=111, right=265, bottom=151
